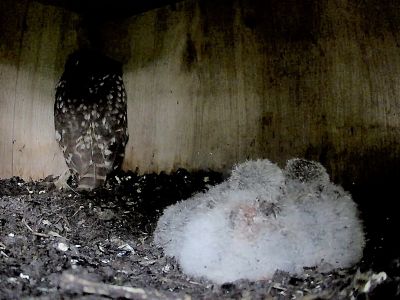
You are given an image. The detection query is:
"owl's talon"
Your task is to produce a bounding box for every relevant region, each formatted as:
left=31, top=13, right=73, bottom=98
left=54, top=169, right=70, bottom=189
left=54, top=169, right=78, bottom=194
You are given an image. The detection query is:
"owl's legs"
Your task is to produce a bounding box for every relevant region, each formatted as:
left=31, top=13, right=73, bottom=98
left=54, top=168, right=77, bottom=193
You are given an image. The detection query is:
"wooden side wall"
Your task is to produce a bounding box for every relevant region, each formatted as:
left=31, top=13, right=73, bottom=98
left=1, top=0, right=400, bottom=186
left=0, top=0, right=78, bottom=179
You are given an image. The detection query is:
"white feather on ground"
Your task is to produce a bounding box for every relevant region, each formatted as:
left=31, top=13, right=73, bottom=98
left=153, top=159, right=365, bottom=284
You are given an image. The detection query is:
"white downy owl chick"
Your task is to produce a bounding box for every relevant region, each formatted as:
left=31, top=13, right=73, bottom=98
left=153, top=159, right=365, bottom=284
left=154, top=160, right=285, bottom=257
left=281, top=159, right=365, bottom=272
left=228, top=159, right=286, bottom=204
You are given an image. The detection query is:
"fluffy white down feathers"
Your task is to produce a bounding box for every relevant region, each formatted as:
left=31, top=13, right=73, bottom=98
left=153, top=159, right=365, bottom=284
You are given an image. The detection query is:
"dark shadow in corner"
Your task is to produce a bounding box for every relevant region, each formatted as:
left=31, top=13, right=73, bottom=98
left=339, top=148, right=400, bottom=276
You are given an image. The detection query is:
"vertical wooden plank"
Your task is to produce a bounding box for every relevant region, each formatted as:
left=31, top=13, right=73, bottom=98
left=123, top=2, right=199, bottom=172
left=12, top=1, right=77, bottom=179
left=0, top=0, right=27, bottom=178
left=0, top=62, right=18, bottom=178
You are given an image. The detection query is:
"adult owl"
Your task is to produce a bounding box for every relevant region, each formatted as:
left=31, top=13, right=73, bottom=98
left=54, top=49, right=128, bottom=191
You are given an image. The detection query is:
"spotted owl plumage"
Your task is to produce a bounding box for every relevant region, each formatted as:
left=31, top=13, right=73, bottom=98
left=54, top=49, right=128, bottom=191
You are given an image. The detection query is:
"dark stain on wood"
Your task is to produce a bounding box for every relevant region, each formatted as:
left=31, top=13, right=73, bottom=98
left=182, top=33, right=197, bottom=72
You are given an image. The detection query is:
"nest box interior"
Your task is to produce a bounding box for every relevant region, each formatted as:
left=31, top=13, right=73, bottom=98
left=1, top=0, right=400, bottom=298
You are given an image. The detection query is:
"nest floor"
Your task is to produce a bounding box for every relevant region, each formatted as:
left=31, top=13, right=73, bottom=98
left=0, top=170, right=399, bottom=299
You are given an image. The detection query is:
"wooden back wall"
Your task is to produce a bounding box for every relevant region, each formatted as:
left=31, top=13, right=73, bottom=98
left=1, top=0, right=400, bottom=188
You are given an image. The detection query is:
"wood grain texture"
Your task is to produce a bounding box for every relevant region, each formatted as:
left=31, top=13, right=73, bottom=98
left=120, top=0, right=400, bottom=181
left=0, top=0, right=78, bottom=179
left=0, top=0, right=27, bottom=178
left=1, top=0, right=400, bottom=186
left=0, top=61, right=17, bottom=178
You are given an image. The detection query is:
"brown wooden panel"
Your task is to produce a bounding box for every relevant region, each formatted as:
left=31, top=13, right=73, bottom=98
left=1, top=0, right=400, bottom=184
